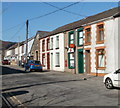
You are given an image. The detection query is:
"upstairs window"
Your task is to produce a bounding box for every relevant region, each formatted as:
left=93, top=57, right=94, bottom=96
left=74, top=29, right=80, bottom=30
left=50, top=38, right=53, bottom=50
left=85, top=27, right=91, bottom=45
left=96, top=23, right=104, bottom=44
left=68, top=31, right=74, bottom=47
left=77, top=28, right=84, bottom=46
left=56, top=36, right=59, bottom=49
left=42, top=40, right=45, bottom=52
left=22, top=45, right=24, bottom=53
left=47, top=38, right=50, bottom=51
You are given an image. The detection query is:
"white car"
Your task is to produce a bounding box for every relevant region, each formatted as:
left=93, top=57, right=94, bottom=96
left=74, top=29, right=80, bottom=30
left=103, top=69, right=120, bottom=89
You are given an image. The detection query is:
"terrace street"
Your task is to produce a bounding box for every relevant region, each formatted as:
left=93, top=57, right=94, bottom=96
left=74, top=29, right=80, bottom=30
left=1, top=65, right=119, bottom=107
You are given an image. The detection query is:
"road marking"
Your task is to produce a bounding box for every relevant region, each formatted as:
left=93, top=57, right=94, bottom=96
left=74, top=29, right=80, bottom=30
left=3, top=92, right=27, bottom=108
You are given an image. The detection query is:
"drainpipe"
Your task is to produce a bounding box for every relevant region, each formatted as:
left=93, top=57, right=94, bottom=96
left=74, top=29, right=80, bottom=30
left=74, top=29, right=77, bottom=74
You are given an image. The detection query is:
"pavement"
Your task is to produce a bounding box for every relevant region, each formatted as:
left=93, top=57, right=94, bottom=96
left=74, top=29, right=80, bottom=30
left=1, top=65, right=120, bottom=107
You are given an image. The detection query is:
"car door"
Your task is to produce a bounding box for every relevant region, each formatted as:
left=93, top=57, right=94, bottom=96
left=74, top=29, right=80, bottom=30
left=112, top=69, right=120, bottom=87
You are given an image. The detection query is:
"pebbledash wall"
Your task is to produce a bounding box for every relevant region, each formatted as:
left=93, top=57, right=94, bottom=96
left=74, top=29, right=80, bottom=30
left=64, top=17, right=119, bottom=76
left=49, top=33, right=65, bottom=71
left=84, top=18, right=119, bottom=76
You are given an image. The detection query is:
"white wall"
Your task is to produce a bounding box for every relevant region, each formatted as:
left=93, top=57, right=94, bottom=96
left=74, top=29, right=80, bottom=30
left=105, top=19, right=116, bottom=73
left=15, top=47, right=18, bottom=55
left=50, top=33, right=65, bottom=71
left=6, top=50, right=12, bottom=57
left=40, top=38, right=49, bottom=70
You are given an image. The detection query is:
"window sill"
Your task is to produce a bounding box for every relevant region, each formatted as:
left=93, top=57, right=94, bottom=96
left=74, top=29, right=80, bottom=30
left=55, top=65, right=60, bottom=67
left=68, top=67, right=75, bottom=69
left=96, top=67, right=106, bottom=70
left=96, top=41, right=104, bottom=44
left=55, top=47, right=59, bottom=49
left=77, top=45, right=83, bottom=47
left=84, top=42, right=91, bottom=46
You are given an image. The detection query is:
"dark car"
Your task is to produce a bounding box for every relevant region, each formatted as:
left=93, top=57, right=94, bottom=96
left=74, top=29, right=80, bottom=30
left=2, top=60, right=10, bottom=65
left=25, top=60, right=43, bottom=72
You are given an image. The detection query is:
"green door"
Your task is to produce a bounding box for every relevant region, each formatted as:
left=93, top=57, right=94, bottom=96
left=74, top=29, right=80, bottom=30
left=78, top=49, right=84, bottom=73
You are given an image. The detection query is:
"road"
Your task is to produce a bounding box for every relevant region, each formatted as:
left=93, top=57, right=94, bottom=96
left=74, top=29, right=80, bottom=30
left=1, top=65, right=120, bottom=107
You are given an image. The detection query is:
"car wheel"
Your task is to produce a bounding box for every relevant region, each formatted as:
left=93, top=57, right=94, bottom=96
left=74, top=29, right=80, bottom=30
left=105, top=78, right=114, bottom=89
left=40, top=69, right=43, bottom=72
left=28, top=68, right=31, bottom=72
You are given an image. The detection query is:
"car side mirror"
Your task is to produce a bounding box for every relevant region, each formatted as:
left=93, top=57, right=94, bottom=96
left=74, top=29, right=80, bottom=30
left=114, top=69, right=120, bottom=74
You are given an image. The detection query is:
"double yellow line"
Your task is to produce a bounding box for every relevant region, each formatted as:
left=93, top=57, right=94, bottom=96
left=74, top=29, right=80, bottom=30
left=3, top=92, right=27, bottom=108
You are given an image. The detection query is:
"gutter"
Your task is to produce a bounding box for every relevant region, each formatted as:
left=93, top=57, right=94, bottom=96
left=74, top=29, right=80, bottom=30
left=45, top=16, right=115, bottom=37
left=81, top=16, right=114, bottom=27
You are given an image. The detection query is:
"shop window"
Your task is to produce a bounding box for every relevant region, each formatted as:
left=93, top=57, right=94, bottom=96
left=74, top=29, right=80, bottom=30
left=68, top=52, right=75, bottom=69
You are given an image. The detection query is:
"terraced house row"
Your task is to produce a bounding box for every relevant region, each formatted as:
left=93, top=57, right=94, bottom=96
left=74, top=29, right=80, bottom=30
left=4, top=7, right=120, bottom=76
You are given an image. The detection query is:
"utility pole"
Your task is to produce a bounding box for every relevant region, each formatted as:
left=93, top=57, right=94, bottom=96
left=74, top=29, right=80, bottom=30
left=25, top=20, right=29, bottom=64
left=18, top=36, right=20, bottom=66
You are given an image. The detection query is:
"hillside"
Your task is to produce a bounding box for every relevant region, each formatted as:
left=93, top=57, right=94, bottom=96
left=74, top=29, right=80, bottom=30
left=0, top=40, right=16, bottom=50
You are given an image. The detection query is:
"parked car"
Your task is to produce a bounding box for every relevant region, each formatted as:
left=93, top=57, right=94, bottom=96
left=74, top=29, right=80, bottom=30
left=2, top=60, right=10, bottom=65
left=25, top=60, right=43, bottom=72
left=103, top=69, right=120, bottom=89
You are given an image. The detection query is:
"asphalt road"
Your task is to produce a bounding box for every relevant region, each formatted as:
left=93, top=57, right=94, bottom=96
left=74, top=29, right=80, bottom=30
left=1, top=65, right=120, bottom=107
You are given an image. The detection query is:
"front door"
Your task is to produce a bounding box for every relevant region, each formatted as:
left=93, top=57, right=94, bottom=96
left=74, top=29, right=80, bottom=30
left=51, top=53, right=53, bottom=70
left=47, top=53, right=50, bottom=69
left=85, top=50, right=91, bottom=74
left=78, top=49, right=84, bottom=73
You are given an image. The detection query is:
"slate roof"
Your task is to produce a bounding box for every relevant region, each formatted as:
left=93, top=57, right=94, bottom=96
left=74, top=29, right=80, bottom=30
left=46, top=6, right=120, bottom=36
left=36, top=31, right=50, bottom=39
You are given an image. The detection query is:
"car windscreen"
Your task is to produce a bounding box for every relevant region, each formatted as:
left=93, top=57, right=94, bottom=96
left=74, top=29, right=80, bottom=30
left=4, top=60, right=8, bottom=61
left=34, top=61, right=40, bottom=64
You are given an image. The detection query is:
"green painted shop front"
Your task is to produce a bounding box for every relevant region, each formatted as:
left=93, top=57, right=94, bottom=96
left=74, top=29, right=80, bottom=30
left=78, top=49, right=84, bottom=73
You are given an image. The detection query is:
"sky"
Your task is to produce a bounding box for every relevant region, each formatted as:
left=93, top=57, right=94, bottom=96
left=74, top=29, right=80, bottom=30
left=2, top=2, right=119, bottom=42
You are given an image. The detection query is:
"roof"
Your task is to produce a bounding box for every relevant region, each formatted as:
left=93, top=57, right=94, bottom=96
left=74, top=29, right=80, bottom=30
left=8, top=35, right=36, bottom=50
left=46, top=6, right=119, bottom=36
left=36, top=31, right=50, bottom=39
left=7, top=43, right=18, bottom=50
